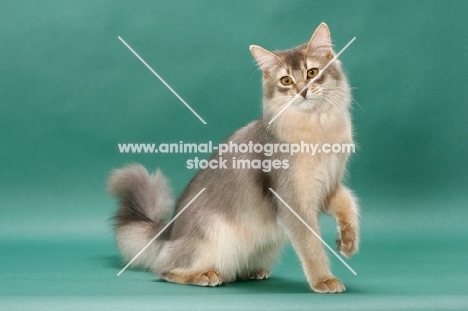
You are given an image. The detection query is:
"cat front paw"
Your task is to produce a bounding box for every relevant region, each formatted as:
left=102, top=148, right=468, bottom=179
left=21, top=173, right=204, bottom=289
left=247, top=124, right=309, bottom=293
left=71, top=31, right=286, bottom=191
left=336, top=225, right=359, bottom=258
left=312, top=277, right=345, bottom=293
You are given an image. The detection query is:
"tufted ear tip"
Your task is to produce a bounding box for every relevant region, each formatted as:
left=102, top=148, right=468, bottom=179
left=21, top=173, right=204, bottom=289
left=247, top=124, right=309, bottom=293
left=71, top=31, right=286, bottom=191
left=250, top=44, right=278, bottom=74
left=308, top=23, right=332, bottom=57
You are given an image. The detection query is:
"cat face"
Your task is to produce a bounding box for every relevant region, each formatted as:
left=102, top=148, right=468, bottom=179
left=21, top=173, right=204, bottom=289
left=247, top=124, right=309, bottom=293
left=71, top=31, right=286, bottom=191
left=250, top=23, right=349, bottom=115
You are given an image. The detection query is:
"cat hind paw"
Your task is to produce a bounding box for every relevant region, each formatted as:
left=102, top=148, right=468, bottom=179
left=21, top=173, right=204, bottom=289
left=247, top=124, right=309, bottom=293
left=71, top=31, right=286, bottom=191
left=248, top=269, right=270, bottom=280
left=163, top=269, right=222, bottom=287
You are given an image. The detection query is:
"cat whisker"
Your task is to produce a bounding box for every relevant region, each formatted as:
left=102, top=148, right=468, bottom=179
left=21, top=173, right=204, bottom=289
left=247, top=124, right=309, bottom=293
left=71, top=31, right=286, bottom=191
left=350, top=98, right=364, bottom=112
left=324, top=87, right=364, bottom=112
left=320, top=96, right=348, bottom=116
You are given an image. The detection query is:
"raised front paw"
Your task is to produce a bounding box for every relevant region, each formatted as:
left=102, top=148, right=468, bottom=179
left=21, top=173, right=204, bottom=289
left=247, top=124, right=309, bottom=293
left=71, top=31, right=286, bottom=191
left=312, top=277, right=345, bottom=293
left=336, top=225, right=359, bottom=258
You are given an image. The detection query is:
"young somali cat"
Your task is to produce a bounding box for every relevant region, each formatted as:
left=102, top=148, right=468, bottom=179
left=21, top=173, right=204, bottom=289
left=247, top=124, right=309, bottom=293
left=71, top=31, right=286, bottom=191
left=108, top=23, right=359, bottom=293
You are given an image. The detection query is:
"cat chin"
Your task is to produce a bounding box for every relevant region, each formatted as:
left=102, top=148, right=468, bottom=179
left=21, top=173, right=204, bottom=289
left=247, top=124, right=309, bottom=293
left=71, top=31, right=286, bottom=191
left=295, top=98, right=321, bottom=111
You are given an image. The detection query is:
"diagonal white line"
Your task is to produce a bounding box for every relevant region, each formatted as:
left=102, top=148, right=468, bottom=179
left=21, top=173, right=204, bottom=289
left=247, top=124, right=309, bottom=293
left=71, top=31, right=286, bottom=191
left=268, top=188, right=357, bottom=276
left=118, top=36, right=207, bottom=125
left=117, top=188, right=206, bottom=276
left=268, top=37, right=356, bottom=125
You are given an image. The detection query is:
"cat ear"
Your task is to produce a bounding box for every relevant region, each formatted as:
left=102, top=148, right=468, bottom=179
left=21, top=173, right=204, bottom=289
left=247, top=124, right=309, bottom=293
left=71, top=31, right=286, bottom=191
left=250, top=45, right=279, bottom=76
left=307, top=23, right=333, bottom=57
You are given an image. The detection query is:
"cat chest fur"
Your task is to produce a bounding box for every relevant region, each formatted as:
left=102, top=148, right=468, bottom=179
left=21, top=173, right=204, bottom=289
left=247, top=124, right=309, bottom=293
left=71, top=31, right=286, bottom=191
left=269, top=111, right=352, bottom=208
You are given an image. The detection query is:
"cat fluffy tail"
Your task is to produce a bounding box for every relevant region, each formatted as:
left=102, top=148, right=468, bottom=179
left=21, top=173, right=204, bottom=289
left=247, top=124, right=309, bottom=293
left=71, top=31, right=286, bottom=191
left=108, top=164, right=174, bottom=270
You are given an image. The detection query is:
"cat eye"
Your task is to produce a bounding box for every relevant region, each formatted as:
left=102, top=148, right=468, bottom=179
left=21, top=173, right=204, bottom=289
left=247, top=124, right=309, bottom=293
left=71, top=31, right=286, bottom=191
left=307, top=68, right=319, bottom=79
left=280, top=76, right=293, bottom=86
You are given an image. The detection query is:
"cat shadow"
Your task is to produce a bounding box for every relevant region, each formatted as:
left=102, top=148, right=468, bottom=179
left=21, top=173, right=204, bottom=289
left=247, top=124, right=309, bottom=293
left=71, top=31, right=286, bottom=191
left=153, top=276, right=366, bottom=294
left=102, top=256, right=365, bottom=294
left=99, top=254, right=146, bottom=273
left=230, top=277, right=366, bottom=294
left=235, top=276, right=312, bottom=294
left=152, top=276, right=311, bottom=294
left=100, top=255, right=123, bottom=269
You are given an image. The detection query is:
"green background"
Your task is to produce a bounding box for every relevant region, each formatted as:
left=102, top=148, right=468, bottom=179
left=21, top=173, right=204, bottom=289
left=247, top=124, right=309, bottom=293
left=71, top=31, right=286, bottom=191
left=1, top=0, right=467, bottom=310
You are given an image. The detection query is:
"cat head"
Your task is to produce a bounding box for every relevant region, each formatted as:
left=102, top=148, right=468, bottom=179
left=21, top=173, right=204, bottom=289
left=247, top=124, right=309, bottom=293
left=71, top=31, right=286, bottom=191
left=250, top=23, right=350, bottom=118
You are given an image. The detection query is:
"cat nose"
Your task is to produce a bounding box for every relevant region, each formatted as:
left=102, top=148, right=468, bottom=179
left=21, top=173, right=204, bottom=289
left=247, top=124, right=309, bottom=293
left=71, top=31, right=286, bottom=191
left=300, top=88, right=308, bottom=98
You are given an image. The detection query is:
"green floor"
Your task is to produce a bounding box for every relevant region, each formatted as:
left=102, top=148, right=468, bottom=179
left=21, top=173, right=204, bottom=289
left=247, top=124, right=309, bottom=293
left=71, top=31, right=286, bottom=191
left=1, top=196, right=467, bottom=310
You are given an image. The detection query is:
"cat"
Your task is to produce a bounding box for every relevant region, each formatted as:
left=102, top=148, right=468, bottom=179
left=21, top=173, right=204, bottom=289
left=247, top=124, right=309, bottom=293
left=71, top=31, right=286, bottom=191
left=108, top=22, right=359, bottom=293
